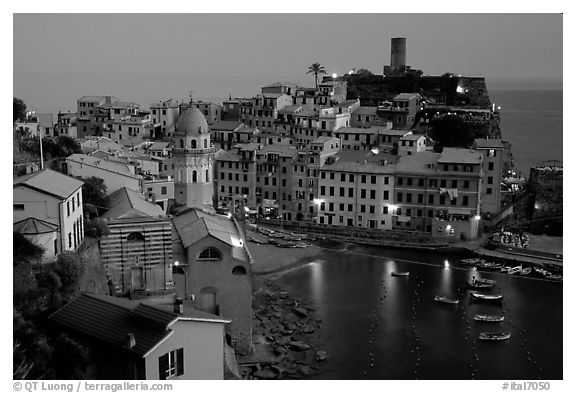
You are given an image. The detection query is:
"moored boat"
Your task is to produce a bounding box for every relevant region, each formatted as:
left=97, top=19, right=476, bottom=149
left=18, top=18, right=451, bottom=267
left=391, top=271, right=410, bottom=277
left=508, top=266, right=523, bottom=275
left=294, top=242, right=309, bottom=248
left=518, top=267, right=532, bottom=276
left=475, top=277, right=496, bottom=285
left=434, top=295, right=459, bottom=304
left=470, top=292, right=503, bottom=302
left=467, top=281, right=493, bottom=290
left=479, top=332, right=511, bottom=341
left=534, top=267, right=551, bottom=277
left=474, top=314, right=505, bottom=322
left=548, top=274, right=563, bottom=282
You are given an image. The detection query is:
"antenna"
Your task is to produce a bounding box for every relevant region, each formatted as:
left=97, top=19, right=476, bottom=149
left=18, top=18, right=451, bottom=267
left=188, top=89, right=195, bottom=104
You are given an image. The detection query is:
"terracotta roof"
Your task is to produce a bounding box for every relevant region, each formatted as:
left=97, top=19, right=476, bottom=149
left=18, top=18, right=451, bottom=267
left=353, top=106, right=377, bottom=115
left=473, top=138, right=504, bottom=149
left=13, top=217, right=59, bottom=234
left=335, top=126, right=381, bottom=135
left=394, top=93, right=420, bottom=101
left=14, top=169, right=84, bottom=200
left=148, top=142, right=171, bottom=151
left=211, top=120, right=243, bottom=131
left=103, top=187, right=165, bottom=219
left=216, top=150, right=242, bottom=162
left=172, top=209, right=250, bottom=263
left=400, top=133, right=425, bottom=140
left=67, top=154, right=135, bottom=178
left=437, top=148, right=483, bottom=164
left=395, top=151, right=440, bottom=175
left=49, top=294, right=227, bottom=357
left=322, top=150, right=397, bottom=174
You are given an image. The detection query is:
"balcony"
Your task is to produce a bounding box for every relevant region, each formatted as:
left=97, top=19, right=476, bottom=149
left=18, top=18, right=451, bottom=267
left=173, top=146, right=216, bottom=155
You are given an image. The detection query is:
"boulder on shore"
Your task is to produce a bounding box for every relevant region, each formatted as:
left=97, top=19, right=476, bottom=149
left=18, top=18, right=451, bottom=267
left=293, top=307, right=308, bottom=318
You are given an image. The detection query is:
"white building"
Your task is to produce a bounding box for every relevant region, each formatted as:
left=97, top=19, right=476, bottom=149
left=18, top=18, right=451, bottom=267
left=13, top=169, right=85, bottom=253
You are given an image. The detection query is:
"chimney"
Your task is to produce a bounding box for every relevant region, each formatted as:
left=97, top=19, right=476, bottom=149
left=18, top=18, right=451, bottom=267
left=125, top=333, right=136, bottom=349
left=174, top=298, right=184, bottom=315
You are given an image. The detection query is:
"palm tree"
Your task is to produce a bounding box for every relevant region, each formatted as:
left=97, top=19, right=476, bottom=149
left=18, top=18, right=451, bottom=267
left=306, top=62, right=327, bottom=89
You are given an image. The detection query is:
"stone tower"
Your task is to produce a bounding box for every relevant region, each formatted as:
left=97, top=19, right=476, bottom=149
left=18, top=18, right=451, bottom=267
left=173, top=106, right=214, bottom=209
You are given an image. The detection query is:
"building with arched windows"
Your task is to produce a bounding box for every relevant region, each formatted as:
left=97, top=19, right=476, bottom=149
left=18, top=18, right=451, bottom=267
left=173, top=106, right=215, bottom=210
left=100, top=187, right=173, bottom=298
left=172, top=207, right=253, bottom=354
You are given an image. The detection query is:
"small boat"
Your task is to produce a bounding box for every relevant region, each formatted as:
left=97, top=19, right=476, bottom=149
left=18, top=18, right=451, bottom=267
left=250, top=237, right=269, bottom=245
left=518, top=267, right=532, bottom=276
left=548, top=274, right=563, bottom=281
left=391, top=271, right=410, bottom=277
left=460, top=258, right=484, bottom=266
left=294, top=242, right=309, bottom=248
left=507, top=266, right=523, bottom=275
left=475, top=277, right=496, bottom=285
left=474, top=314, right=505, bottom=322
left=470, top=293, right=503, bottom=302
left=434, top=295, right=459, bottom=304
left=479, top=332, right=511, bottom=341
left=258, top=227, right=274, bottom=235
left=467, top=281, right=493, bottom=290
left=534, top=267, right=551, bottom=277
left=276, top=240, right=296, bottom=248
left=269, top=232, right=285, bottom=238
left=500, top=266, right=511, bottom=273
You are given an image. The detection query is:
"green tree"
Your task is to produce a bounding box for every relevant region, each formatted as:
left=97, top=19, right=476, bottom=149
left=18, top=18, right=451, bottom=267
left=306, top=62, right=327, bottom=89
left=81, top=176, right=108, bottom=216
left=14, top=97, right=27, bottom=123
left=429, top=115, right=475, bottom=150
left=84, top=217, right=110, bottom=238
left=54, top=252, right=84, bottom=296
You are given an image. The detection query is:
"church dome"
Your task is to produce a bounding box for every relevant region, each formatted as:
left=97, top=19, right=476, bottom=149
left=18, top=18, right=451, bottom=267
left=175, top=106, right=209, bottom=135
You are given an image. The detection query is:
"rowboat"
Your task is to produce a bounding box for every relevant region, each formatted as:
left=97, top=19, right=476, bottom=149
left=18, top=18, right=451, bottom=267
left=479, top=332, right=511, bottom=341
left=467, top=281, right=493, bottom=290
left=391, top=271, right=410, bottom=277
left=294, top=242, right=309, bottom=248
left=475, top=277, right=496, bottom=285
left=460, top=258, right=485, bottom=266
left=508, top=266, right=523, bottom=275
left=470, top=293, right=503, bottom=302
left=534, top=267, right=551, bottom=277
left=518, top=267, right=532, bottom=276
left=474, top=314, right=505, bottom=322
left=434, top=295, right=459, bottom=304
left=548, top=274, right=563, bottom=281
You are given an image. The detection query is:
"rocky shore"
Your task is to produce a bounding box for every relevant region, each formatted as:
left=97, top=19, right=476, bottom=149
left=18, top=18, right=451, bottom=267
left=237, top=280, right=327, bottom=379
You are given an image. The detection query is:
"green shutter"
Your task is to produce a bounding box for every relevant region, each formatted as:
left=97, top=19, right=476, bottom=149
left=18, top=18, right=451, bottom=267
left=176, top=348, right=184, bottom=376
left=158, top=354, right=168, bottom=380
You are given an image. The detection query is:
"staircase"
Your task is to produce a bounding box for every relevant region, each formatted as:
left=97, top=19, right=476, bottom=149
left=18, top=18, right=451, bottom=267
left=129, top=288, right=147, bottom=300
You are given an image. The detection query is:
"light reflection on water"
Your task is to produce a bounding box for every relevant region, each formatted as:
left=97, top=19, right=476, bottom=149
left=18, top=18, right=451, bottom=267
left=275, top=245, right=563, bottom=380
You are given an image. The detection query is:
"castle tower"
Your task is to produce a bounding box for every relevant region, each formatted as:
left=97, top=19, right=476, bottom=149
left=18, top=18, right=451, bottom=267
left=173, top=106, right=214, bottom=209
left=391, top=37, right=407, bottom=74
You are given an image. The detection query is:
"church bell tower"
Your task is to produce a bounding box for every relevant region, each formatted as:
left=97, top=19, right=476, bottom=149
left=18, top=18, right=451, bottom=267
left=173, top=105, right=214, bottom=209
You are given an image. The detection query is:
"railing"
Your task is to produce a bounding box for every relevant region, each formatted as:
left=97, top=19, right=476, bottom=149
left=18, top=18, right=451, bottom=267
left=173, top=146, right=215, bottom=154
left=255, top=218, right=452, bottom=247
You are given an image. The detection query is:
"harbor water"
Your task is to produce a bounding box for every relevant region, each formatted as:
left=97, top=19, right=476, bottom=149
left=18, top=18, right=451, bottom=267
left=274, top=244, right=563, bottom=379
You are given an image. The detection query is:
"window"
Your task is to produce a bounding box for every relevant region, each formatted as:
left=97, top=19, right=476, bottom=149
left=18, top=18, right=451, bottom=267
left=349, top=174, right=355, bottom=182
left=383, top=190, right=389, bottom=200
left=463, top=196, right=469, bottom=206
left=127, top=232, right=145, bottom=242
left=159, top=348, right=183, bottom=380
left=361, top=175, right=366, bottom=183
left=451, top=180, right=457, bottom=188
left=67, top=201, right=70, bottom=216
left=161, top=186, right=167, bottom=195
left=361, top=189, right=366, bottom=198
left=232, top=266, right=247, bottom=275
left=383, top=206, right=388, bottom=214
left=488, top=162, right=494, bottom=171
left=13, top=204, right=24, bottom=211
left=370, top=190, right=376, bottom=200
left=398, top=177, right=403, bottom=186
left=440, top=179, right=447, bottom=188
left=384, top=176, right=389, bottom=185
left=487, top=188, right=492, bottom=195
left=418, top=194, right=423, bottom=204
left=371, top=176, right=377, bottom=184
left=198, top=247, right=222, bottom=260
left=463, top=180, right=470, bottom=189
left=406, top=193, right=412, bottom=203
left=397, top=192, right=403, bottom=202
left=488, top=176, right=493, bottom=185
left=407, top=178, right=413, bottom=186
left=488, top=149, right=495, bottom=157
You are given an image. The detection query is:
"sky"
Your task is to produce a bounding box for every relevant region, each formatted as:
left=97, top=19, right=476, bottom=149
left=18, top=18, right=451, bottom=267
left=14, top=13, right=562, bottom=81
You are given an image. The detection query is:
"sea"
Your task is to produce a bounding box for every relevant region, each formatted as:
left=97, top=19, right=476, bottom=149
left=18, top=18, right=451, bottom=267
left=275, top=244, right=563, bottom=380
left=13, top=73, right=562, bottom=175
